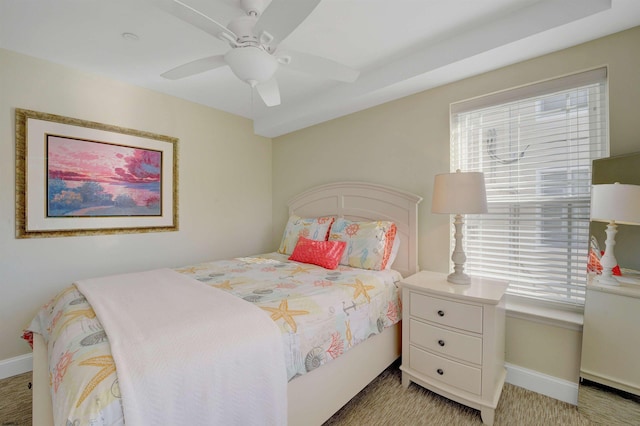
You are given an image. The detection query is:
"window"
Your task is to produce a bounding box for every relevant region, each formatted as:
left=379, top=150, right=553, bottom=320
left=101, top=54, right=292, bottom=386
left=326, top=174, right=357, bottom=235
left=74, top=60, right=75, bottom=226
left=536, top=88, right=589, bottom=116
left=450, top=68, right=608, bottom=306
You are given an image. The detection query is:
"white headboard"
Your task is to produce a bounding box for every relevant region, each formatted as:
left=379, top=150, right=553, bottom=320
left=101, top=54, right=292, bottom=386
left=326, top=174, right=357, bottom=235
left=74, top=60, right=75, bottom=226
left=287, top=182, right=423, bottom=278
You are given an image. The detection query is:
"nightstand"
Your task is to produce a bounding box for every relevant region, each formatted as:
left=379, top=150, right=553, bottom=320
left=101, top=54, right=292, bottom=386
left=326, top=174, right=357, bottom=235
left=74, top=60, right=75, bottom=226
left=400, top=270, right=508, bottom=425
left=581, top=275, right=640, bottom=395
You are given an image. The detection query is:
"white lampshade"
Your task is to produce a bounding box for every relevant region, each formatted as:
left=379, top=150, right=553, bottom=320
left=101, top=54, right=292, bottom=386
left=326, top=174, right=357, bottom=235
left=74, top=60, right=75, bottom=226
left=590, top=183, right=640, bottom=225
left=432, top=170, right=488, bottom=214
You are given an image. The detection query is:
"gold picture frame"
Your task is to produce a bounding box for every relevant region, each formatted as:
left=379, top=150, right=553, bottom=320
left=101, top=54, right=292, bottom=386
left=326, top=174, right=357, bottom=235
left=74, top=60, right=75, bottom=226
left=15, top=109, right=178, bottom=238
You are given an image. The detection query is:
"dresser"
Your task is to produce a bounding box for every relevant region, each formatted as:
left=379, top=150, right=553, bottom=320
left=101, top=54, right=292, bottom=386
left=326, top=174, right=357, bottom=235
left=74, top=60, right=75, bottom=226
left=400, top=270, right=508, bottom=425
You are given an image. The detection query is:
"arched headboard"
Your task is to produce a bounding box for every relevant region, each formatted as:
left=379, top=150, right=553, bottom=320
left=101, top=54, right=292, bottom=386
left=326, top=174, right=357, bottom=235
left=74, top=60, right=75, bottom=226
left=287, top=182, right=423, bottom=278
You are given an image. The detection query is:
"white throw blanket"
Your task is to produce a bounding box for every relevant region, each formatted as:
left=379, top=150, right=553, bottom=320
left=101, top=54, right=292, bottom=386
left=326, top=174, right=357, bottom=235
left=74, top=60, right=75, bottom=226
left=76, top=268, right=287, bottom=426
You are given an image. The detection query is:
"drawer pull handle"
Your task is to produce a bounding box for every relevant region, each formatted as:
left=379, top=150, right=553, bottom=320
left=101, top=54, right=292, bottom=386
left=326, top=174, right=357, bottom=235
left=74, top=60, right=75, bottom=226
left=437, top=310, right=445, bottom=317
left=437, top=368, right=444, bottom=375
left=438, top=339, right=445, bottom=347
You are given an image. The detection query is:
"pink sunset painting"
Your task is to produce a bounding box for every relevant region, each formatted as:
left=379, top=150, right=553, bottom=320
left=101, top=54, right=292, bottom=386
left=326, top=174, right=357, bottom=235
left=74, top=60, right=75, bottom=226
left=47, top=135, right=162, bottom=217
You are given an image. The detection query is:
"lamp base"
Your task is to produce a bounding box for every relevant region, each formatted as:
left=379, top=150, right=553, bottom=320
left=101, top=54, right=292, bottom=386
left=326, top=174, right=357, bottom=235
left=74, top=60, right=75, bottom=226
left=597, top=221, right=620, bottom=286
left=447, top=271, right=471, bottom=285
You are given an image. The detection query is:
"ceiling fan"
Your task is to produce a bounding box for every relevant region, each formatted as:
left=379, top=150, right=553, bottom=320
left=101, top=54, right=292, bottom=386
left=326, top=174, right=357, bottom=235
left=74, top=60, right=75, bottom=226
left=156, top=0, right=360, bottom=107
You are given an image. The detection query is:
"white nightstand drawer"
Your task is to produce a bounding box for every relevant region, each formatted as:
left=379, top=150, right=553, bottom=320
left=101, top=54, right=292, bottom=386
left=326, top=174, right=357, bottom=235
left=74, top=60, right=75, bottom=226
left=409, top=345, right=482, bottom=395
left=410, top=319, right=482, bottom=365
left=410, top=292, right=483, bottom=333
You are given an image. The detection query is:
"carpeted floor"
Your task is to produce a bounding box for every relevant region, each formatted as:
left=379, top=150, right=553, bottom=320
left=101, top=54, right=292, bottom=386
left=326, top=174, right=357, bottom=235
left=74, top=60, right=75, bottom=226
left=577, top=379, right=640, bottom=425
left=0, top=363, right=629, bottom=425
left=0, top=371, right=31, bottom=426
left=323, top=362, right=591, bottom=426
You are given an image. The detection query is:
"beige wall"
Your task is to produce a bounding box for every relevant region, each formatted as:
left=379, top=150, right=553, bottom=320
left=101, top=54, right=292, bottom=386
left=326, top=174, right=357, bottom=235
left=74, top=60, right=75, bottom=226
left=506, top=318, right=582, bottom=381
left=0, top=49, right=272, bottom=361
left=2, top=25, right=638, bottom=383
left=272, top=26, right=640, bottom=382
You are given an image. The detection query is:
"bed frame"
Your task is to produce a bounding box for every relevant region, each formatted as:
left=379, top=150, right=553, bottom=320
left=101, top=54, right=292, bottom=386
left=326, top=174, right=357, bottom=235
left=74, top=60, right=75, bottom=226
left=32, top=181, right=422, bottom=426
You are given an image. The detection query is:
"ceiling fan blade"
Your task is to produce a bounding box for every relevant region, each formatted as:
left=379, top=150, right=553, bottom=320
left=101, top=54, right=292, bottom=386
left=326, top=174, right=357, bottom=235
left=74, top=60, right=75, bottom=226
left=254, top=0, right=321, bottom=48
left=278, top=50, right=359, bottom=83
left=161, top=55, right=227, bottom=80
left=153, top=0, right=237, bottom=43
left=256, top=78, right=281, bottom=107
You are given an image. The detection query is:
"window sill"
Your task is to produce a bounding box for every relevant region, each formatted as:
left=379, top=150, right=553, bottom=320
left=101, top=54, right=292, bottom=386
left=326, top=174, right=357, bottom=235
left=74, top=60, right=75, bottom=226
left=505, top=295, right=583, bottom=331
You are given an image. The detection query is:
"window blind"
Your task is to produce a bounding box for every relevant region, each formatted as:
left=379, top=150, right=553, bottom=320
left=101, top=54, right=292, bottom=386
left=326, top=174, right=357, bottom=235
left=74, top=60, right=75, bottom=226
left=450, top=68, right=608, bottom=306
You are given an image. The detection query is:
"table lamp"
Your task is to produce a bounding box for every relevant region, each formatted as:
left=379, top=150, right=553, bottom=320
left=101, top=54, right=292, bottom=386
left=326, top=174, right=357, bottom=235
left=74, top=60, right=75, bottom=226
left=590, top=182, right=640, bottom=285
left=432, top=169, right=488, bottom=284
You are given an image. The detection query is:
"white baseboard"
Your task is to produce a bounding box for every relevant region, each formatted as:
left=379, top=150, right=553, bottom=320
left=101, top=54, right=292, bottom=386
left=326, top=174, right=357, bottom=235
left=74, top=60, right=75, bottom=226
left=505, top=362, right=578, bottom=405
left=0, top=353, right=33, bottom=380
left=1, top=354, right=578, bottom=406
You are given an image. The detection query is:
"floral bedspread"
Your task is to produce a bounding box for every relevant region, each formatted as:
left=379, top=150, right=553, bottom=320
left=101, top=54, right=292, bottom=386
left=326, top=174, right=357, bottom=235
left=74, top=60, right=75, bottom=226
left=24, top=252, right=402, bottom=426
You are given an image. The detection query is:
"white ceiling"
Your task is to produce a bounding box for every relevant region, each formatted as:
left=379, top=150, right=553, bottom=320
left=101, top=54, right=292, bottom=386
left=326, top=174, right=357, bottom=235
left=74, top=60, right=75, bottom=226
left=1, top=0, right=639, bottom=137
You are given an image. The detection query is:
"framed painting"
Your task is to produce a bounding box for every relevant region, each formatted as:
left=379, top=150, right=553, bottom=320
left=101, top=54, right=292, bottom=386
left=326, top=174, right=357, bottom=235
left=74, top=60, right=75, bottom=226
left=15, top=109, right=178, bottom=238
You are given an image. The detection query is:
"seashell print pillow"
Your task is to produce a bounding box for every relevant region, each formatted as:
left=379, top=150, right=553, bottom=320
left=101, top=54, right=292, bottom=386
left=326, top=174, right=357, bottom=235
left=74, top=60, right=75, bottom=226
left=328, top=218, right=397, bottom=270
left=277, top=215, right=335, bottom=255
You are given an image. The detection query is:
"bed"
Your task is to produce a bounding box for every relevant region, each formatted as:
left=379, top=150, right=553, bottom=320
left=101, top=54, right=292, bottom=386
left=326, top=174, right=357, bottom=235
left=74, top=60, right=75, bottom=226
left=28, top=181, right=422, bottom=425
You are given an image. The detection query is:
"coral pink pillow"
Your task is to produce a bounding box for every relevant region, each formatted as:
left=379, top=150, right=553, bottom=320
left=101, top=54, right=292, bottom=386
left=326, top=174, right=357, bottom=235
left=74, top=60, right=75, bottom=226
left=289, top=237, right=347, bottom=270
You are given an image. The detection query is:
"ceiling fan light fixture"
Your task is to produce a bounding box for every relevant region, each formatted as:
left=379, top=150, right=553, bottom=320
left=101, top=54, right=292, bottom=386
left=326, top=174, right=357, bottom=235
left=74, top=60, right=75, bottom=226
left=224, top=46, right=278, bottom=85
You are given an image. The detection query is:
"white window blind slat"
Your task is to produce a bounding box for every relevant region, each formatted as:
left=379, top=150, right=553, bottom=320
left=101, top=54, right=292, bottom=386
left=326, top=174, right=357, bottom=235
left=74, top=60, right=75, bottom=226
left=450, top=67, right=608, bottom=306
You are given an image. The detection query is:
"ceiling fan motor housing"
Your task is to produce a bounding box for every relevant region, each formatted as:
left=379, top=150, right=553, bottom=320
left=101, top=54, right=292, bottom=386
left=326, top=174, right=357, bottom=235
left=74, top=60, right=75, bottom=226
left=227, top=15, right=259, bottom=45
left=224, top=46, right=278, bottom=87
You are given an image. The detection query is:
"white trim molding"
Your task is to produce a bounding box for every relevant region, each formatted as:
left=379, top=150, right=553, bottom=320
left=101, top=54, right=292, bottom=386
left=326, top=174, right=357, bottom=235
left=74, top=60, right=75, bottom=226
left=0, top=353, right=33, bottom=380
left=2, top=356, right=579, bottom=407
left=505, top=362, right=578, bottom=405
left=506, top=295, right=583, bottom=332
